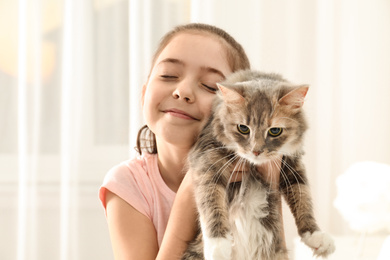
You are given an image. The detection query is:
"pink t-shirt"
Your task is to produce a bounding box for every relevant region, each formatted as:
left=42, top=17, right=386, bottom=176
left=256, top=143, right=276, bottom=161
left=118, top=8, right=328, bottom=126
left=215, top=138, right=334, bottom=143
left=99, top=153, right=176, bottom=247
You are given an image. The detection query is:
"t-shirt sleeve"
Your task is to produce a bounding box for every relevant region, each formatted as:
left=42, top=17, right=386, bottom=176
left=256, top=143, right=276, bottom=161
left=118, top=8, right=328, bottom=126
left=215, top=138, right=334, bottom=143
left=99, top=160, right=152, bottom=219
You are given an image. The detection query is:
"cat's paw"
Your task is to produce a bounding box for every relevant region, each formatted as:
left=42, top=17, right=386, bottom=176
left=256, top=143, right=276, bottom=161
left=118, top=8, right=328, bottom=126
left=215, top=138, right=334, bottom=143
left=301, top=231, right=335, bottom=257
left=203, top=235, right=232, bottom=260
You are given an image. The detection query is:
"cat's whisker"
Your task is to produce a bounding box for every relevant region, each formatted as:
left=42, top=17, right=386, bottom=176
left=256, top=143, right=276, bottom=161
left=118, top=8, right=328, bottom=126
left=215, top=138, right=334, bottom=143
left=269, top=159, right=280, bottom=193
left=227, top=157, right=246, bottom=196
left=202, top=151, right=232, bottom=174
left=250, top=164, right=262, bottom=182
left=197, top=152, right=234, bottom=191
left=281, top=158, right=307, bottom=186
left=218, top=155, right=243, bottom=201
left=274, top=152, right=307, bottom=185
left=275, top=156, right=304, bottom=209
left=276, top=151, right=301, bottom=160
left=268, top=156, right=298, bottom=207
left=223, top=155, right=239, bottom=183
left=229, top=157, right=243, bottom=183
left=265, top=158, right=286, bottom=202
left=194, top=146, right=231, bottom=157
left=279, top=164, right=297, bottom=203
left=211, top=154, right=238, bottom=190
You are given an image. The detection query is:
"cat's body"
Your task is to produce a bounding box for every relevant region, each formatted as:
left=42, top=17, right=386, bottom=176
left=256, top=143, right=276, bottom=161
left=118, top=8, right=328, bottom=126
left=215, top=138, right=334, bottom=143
left=182, top=70, right=335, bottom=260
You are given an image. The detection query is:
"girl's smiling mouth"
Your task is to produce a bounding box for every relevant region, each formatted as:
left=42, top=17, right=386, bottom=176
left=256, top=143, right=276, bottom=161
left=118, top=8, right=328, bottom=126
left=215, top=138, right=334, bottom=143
left=163, top=108, right=200, bottom=121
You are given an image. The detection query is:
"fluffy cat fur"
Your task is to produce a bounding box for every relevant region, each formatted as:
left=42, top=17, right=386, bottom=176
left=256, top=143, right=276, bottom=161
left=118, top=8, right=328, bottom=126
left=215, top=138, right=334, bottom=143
left=182, top=70, right=335, bottom=260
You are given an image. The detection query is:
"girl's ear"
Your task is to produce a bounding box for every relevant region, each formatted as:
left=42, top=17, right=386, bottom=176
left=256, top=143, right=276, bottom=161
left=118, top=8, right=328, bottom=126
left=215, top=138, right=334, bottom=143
left=217, top=83, right=245, bottom=105
left=278, top=85, right=309, bottom=110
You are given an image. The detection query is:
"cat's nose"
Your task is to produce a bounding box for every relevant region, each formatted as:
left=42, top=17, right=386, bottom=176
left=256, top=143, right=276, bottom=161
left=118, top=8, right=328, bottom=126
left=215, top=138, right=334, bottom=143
left=253, top=150, right=262, bottom=156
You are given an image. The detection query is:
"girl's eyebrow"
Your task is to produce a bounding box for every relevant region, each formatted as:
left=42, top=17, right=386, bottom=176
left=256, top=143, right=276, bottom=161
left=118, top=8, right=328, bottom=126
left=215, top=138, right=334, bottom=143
left=158, top=58, right=226, bottom=78
left=201, top=66, right=226, bottom=79
left=158, top=58, right=184, bottom=66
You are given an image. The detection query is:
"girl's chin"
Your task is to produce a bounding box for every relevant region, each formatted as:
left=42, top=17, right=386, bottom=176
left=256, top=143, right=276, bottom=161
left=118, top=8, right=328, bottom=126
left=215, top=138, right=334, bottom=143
left=157, top=126, right=199, bottom=146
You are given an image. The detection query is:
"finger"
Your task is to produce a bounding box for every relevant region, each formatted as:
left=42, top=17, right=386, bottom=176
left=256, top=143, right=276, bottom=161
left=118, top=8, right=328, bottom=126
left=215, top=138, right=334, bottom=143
left=256, top=156, right=282, bottom=189
left=230, top=161, right=249, bottom=183
left=230, top=170, right=244, bottom=183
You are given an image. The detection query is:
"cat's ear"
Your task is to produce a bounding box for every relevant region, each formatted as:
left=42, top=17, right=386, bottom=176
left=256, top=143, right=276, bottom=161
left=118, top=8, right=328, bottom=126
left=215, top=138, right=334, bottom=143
left=217, top=83, right=245, bottom=104
left=279, top=85, right=309, bottom=110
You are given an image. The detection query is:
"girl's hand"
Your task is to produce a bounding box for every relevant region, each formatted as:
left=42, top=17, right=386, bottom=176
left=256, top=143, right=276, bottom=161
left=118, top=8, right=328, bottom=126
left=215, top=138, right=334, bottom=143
left=256, top=156, right=283, bottom=190
left=231, top=155, right=283, bottom=189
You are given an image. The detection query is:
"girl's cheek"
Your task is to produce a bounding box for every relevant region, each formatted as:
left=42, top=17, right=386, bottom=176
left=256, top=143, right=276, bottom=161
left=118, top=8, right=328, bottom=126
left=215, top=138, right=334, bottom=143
left=141, top=84, right=147, bottom=107
left=141, top=89, right=153, bottom=122
left=206, top=95, right=217, bottom=114
left=142, top=81, right=156, bottom=107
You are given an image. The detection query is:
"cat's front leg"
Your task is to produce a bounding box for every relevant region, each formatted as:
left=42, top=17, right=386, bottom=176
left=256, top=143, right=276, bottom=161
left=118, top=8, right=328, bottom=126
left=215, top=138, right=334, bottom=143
left=195, top=177, right=232, bottom=260
left=280, top=156, right=335, bottom=257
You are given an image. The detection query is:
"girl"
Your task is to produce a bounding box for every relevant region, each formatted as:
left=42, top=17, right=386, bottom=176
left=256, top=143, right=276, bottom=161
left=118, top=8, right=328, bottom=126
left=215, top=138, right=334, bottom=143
left=99, top=23, right=283, bottom=260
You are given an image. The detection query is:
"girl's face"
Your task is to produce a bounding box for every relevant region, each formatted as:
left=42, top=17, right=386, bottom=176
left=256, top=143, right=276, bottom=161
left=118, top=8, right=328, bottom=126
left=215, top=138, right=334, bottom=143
left=143, top=33, right=232, bottom=149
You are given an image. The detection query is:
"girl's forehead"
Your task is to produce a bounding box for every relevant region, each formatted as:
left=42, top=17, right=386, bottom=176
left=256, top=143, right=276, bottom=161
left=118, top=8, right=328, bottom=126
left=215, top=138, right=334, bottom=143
left=154, top=33, right=232, bottom=75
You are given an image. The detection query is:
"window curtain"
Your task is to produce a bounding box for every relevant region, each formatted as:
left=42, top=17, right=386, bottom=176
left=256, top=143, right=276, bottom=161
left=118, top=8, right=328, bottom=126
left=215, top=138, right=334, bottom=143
left=1, top=0, right=131, bottom=259
left=1, top=0, right=389, bottom=259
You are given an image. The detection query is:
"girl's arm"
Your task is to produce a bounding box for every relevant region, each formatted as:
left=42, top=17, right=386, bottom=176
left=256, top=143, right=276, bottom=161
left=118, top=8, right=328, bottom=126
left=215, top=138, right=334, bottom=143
left=105, top=160, right=284, bottom=260
left=105, top=174, right=198, bottom=260
left=105, top=191, right=159, bottom=260
left=157, top=171, right=198, bottom=260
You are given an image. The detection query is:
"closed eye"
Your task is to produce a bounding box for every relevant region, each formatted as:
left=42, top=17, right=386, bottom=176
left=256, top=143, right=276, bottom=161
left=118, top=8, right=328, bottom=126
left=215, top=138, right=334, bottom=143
left=202, top=83, right=217, bottom=92
left=161, top=75, right=178, bottom=79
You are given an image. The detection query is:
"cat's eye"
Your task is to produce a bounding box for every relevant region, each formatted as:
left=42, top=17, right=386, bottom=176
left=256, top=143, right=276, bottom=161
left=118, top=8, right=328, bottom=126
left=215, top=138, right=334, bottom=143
left=237, top=124, right=250, bottom=135
left=268, top=128, right=283, bottom=137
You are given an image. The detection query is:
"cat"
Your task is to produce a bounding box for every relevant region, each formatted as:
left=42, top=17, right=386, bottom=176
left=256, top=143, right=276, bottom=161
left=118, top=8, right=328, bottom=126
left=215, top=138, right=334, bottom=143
left=182, top=70, right=335, bottom=260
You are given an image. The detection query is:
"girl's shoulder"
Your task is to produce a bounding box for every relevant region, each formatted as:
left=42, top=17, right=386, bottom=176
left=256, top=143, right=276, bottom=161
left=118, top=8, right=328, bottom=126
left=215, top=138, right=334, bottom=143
left=99, top=153, right=174, bottom=218
left=108, top=152, right=158, bottom=179
left=101, top=153, right=160, bottom=196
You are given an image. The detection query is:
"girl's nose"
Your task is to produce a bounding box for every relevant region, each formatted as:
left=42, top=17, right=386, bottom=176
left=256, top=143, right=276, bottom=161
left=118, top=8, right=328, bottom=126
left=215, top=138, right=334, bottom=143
left=172, top=82, right=195, bottom=103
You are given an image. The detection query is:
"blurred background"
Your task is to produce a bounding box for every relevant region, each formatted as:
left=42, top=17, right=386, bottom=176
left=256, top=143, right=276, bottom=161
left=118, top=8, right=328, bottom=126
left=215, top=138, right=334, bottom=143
left=1, top=0, right=389, bottom=259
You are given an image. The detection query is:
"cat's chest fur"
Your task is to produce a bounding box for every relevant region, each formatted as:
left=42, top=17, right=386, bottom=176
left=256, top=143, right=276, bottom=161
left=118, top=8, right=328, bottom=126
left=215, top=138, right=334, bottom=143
left=228, top=176, right=275, bottom=259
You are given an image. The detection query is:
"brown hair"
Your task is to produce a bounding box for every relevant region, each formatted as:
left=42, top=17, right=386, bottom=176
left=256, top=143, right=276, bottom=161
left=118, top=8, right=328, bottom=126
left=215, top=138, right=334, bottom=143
left=136, top=23, right=251, bottom=154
